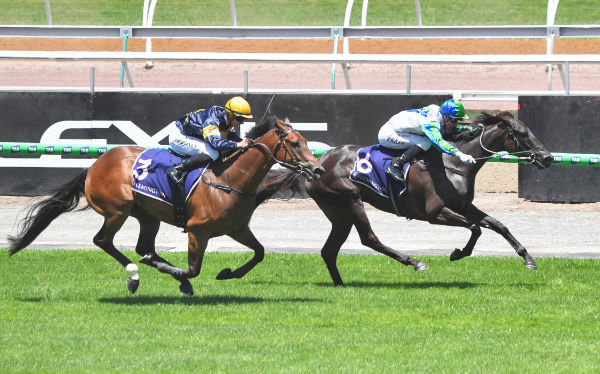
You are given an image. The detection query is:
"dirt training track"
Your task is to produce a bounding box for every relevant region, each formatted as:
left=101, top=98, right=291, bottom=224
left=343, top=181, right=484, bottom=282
left=1, top=37, right=600, bottom=112
left=2, top=193, right=600, bottom=260
left=1, top=37, right=600, bottom=259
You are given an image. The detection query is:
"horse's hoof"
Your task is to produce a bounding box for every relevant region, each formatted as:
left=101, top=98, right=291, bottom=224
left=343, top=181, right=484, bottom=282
left=524, top=260, right=538, bottom=270
left=413, top=261, right=429, bottom=271
left=179, top=283, right=194, bottom=296
left=450, top=248, right=463, bottom=261
left=126, top=278, right=139, bottom=294
left=139, top=254, right=152, bottom=266
left=216, top=268, right=233, bottom=280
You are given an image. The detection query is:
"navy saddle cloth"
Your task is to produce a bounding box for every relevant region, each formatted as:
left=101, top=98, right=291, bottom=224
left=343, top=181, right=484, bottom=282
left=131, top=148, right=207, bottom=205
left=349, top=144, right=411, bottom=198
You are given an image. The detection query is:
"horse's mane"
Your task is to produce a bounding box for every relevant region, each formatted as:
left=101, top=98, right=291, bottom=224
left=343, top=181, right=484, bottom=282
left=447, top=111, right=513, bottom=142
left=245, top=115, right=282, bottom=140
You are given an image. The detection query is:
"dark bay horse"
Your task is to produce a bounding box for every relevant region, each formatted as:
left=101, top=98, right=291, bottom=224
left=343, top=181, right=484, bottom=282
left=256, top=112, right=553, bottom=286
left=8, top=116, right=324, bottom=295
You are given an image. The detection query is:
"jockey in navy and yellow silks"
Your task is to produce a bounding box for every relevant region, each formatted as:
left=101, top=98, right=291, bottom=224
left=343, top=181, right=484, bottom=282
left=167, top=96, right=253, bottom=185
left=377, top=99, right=476, bottom=184
left=175, top=106, right=243, bottom=152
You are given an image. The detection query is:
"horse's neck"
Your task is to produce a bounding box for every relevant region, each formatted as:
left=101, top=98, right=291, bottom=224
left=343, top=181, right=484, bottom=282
left=217, top=140, right=275, bottom=194
left=450, top=127, right=502, bottom=173
left=441, top=133, right=492, bottom=190
left=460, top=132, right=490, bottom=160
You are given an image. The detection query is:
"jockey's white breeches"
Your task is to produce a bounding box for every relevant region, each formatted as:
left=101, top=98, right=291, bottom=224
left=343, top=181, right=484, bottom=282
left=168, top=125, right=220, bottom=160
left=377, top=122, right=432, bottom=151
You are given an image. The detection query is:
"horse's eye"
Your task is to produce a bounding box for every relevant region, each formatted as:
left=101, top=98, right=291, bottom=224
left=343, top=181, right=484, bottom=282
left=290, top=141, right=300, bottom=148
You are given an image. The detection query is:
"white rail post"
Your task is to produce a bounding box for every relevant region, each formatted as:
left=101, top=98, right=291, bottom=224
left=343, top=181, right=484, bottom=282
left=331, top=28, right=341, bottom=89
left=414, top=0, right=422, bottom=26
left=546, top=0, right=560, bottom=90
left=342, top=0, right=354, bottom=89
left=558, top=61, right=570, bottom=95
left=361, top=0, right=368, bottom=29
left=143, top=0, right=158, bottom=69
left=230, top=0, right=237, bottom=26
left=44, top=0, right=52, bottom=25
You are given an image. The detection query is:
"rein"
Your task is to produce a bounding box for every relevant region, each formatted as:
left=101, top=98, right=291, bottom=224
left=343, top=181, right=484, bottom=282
left=201, top=126, right=306, bottom=198
left=473, top=122, right=536, bottom=163
left=201, top=172, right=254, bottom=198
left=252, top=128, right=311, bottom=176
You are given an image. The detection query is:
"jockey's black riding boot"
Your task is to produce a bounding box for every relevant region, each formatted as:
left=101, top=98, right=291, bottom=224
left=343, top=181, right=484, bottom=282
left=386, top=145, right=422, bottom=183
left=167, top=153, right=213, bottom=184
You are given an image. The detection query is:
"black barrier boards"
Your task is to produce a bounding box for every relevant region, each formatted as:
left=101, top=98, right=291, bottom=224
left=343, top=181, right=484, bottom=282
left=0, top=91, right=449, bottom=195
left=518, top=96, right=600, bottom=203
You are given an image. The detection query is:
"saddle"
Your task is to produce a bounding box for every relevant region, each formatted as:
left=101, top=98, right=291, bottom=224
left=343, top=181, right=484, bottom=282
left=349, top=144, right=412, bottom=216
left=167, top=149, right=238, bottom=230
left=131, top=148, right=206, bottom=230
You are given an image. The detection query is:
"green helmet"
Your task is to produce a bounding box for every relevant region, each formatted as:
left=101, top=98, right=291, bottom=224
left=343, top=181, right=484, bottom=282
left=440, top=99, right=469, bottom=120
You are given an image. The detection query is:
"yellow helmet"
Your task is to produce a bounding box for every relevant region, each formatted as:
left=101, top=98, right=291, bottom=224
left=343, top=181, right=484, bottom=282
left=225, top=96, right=253, bottom=119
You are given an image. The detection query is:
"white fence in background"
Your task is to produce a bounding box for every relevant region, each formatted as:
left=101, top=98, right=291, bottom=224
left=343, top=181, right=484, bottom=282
left=0, top=25, right=599, bottom=100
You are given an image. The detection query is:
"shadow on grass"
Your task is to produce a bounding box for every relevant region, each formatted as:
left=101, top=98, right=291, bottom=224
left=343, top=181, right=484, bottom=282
left=318, top=281, right=483, bottom=289
left=97, top=295, right=323, bottom=306
left=250, top=280, right=482, bottom=289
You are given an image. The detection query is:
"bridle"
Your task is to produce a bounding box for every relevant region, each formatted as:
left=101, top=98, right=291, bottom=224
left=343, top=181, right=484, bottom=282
left=475, top=120, right=537, bottom=164
left=251, top=127, right=314, bottom=177
left=201, top=125, right=312, bottom=198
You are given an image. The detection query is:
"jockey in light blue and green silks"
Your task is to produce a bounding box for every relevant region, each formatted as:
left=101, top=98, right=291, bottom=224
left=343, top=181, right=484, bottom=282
left=378, top=99, right=476, bottom=183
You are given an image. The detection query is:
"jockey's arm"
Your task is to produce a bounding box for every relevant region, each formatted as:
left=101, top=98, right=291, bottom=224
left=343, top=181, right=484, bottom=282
left=228, top=128, right=243, bottom=142
left=420, top=121, right=459, bottom=155
left=202, top=125, right=238, bottom=151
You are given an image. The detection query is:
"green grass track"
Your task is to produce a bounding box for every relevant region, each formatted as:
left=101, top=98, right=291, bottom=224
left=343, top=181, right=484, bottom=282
left=1, top=250, right=599, bottom=372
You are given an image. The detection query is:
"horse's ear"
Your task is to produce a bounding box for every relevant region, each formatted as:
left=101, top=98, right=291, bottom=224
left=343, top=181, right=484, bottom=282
left=497, top=112, right=517, bottom=130
left=284, top=117, right=291, bottom=125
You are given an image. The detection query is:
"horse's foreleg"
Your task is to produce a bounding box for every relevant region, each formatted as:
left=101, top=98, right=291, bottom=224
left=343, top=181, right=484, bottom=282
left=427, top=207, right=480, bottom=262
left=93, top=217, right=140, bottom=294
left=216, top=225, right=264, bottom=280
left=449, top=224, right=482, bottom=261
left=466, top=204, right=537, bottom=270
left=433, top=205, right=537, bottom=270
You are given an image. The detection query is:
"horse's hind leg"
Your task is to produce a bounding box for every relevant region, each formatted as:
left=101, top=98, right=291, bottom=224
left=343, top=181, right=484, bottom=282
left=93, top=215, right=140, bottom=294
left=321, top=220, right=353, bottom=286
left=350, top=199, right=429, bottom=273
left=144, top=230, right=209, bottom=296
left=314, top=195, right=428, bottom=286
left=131, top=207, right=193, bottom=294
left=216, top=224, right=264, bottom=280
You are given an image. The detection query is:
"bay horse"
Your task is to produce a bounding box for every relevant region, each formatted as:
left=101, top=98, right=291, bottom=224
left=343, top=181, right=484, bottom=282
left=8, top=116, right=324, bottom=295
left=255, top=112, right=553, bottom=286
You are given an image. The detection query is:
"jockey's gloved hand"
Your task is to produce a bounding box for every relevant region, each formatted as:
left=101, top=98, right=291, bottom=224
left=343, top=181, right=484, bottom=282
left=456, top=151, right=476, bottom=164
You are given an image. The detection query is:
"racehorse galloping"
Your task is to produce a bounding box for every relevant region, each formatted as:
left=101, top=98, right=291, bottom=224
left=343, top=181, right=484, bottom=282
left=8, top=116, right=324, bottom=295
left=256, top=112, right=553, bottom=286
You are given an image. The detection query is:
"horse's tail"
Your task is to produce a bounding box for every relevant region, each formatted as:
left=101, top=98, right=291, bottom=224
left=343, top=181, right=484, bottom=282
left=8, top=169, right=89, bottom=255
left=255, top=168, right=307, bottom=207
